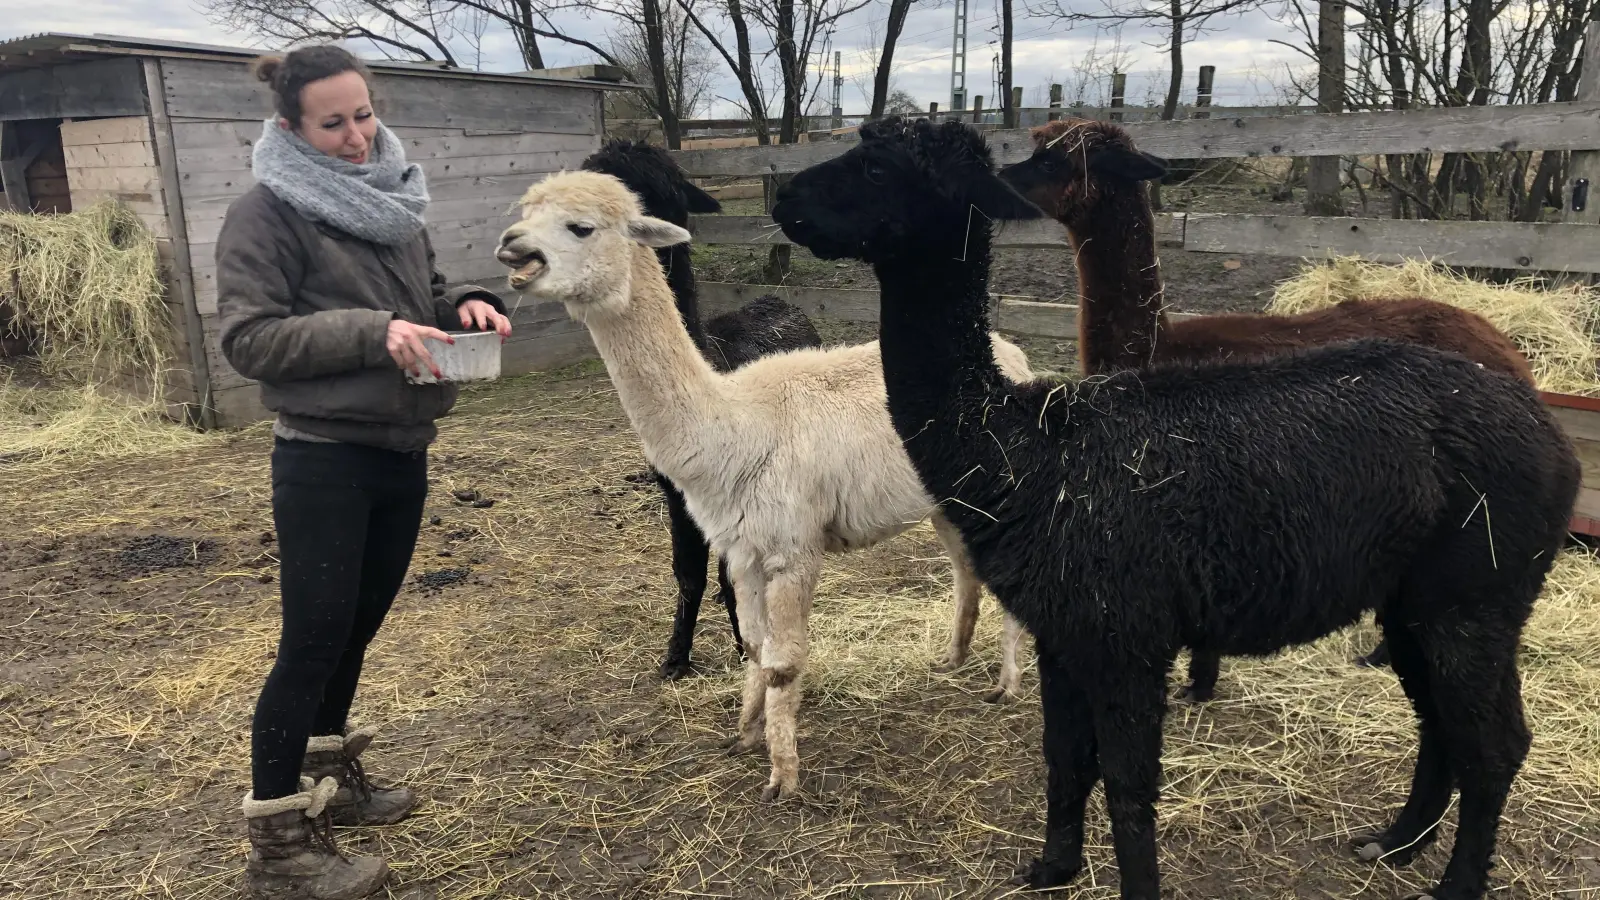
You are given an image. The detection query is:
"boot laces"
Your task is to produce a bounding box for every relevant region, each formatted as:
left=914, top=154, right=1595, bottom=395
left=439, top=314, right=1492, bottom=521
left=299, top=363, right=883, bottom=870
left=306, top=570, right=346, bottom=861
left=342, top=756, right=375, bottom=804
left=310, top=809, right=347, bottom=861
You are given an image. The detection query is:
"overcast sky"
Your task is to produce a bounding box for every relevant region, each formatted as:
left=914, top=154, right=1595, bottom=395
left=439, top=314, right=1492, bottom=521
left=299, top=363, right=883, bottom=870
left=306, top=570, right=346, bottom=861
left=6, top=1, right=1313, bottom=117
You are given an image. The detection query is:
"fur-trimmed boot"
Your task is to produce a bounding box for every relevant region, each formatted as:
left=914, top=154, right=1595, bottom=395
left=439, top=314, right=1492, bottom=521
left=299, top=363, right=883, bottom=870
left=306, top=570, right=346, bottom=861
left=243, top=776, right=388, bottom=900
left=303, top=726, right=418, bottom=826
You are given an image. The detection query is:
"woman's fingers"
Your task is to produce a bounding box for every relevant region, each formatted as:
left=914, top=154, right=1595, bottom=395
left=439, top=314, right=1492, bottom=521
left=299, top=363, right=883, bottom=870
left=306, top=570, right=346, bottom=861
left=409, top=333, right=441, bottom=379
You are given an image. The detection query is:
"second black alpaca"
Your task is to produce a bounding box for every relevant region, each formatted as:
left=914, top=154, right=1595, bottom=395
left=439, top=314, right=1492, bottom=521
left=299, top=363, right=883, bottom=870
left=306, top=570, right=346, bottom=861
left=581, top=141, right=822, bottom=679
left=772, top=118, right=1579, bottom=900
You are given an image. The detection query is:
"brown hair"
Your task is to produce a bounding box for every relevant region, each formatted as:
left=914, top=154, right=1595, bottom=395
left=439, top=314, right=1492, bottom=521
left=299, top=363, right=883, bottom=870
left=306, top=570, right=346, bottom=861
left=251, top=45, right=373, bottom=126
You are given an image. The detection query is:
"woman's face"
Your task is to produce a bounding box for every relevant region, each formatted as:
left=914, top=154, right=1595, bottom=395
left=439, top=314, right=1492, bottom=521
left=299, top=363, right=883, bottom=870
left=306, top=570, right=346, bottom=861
left=287, top=71, right=379, bottom=164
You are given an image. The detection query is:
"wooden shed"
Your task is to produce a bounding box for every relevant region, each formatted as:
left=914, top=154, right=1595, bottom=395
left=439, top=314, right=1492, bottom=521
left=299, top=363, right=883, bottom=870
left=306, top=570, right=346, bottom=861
left=0, top=33, right=628, bottom=427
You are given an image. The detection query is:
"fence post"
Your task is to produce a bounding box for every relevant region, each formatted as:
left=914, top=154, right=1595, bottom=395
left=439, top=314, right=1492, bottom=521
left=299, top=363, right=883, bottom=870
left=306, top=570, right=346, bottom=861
left=1048, top=84, right=1063, bottom=122
left=763, top=174, right=792, bottom=284
left=1557, top=16, right=1600, bottom=285
left=929, top=101, right=940, bottom=121
left=1109, top=72, right=1127, bottom=122
left=1195, top=66, right=1215, bottom=120
left=972, top=95, right=984, bottom=125
left=1011, top=86, right=1025, bottom=126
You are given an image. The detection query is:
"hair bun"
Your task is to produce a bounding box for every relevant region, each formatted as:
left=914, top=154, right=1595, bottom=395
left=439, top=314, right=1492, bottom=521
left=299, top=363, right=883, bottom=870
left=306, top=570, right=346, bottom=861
left=251, top=56, right=284, bottom=84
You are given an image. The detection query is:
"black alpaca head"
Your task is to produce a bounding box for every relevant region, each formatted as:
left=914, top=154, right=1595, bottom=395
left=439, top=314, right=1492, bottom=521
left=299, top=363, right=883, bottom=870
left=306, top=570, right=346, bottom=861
left=580, top=139, right=722, bottom=227
left=772, top=117, right=1043, bottom=264
left=998, top=118, right=1167, bottom=228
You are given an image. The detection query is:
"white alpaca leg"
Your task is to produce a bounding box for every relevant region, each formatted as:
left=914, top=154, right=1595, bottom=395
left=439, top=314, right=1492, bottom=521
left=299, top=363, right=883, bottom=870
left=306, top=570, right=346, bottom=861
left=931, top=512, right=982, bottom=673
left=758, top=554, right=819, bottom=801
left=728, top=556, right=768, bottom=753
left=983, top=612, right=1028, bottom=703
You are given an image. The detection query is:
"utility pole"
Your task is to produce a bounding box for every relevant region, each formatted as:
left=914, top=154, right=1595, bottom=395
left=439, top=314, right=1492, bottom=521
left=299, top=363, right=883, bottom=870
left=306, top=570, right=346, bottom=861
left=832, top=50, right=843, bottom=130
left=950, top=0, right=969, bottom=112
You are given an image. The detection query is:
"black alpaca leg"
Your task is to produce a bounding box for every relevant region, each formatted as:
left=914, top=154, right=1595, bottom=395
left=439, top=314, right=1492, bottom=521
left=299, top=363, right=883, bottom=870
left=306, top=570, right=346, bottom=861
left=1091, top=661, right=1170, bottom=900
left=1013, top=648, right=1098, bottom=890
left=1417, top=632, right=1530, bottom=900
left=1354, top=625, right=1454, bottom=867
left=1357, top=638, right=1392, bottom=669
left=1179, top=650, right=1220, bottom=702
left=714, top=557, right=744, bottom=658
left=658, top=474, right=711, bottom=680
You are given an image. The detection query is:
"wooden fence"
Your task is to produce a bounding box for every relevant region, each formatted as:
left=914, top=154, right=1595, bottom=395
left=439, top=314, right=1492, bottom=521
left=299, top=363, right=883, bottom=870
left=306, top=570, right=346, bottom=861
left=652, top=45, right=1600, bottom=530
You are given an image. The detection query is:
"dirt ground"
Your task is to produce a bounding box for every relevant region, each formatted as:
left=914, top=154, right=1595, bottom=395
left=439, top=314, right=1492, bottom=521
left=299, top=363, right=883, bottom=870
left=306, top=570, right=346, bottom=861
left=3, top=361, right=1598, bottom=900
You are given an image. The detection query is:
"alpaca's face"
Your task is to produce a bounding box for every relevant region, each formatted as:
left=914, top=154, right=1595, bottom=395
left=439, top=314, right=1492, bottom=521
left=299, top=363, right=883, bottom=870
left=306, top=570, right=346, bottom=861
left=999, top=119, right=1167, bottom=227
left=496, top=171, right=690, bottom=314
left=772, top=117, right=1043, bottom=263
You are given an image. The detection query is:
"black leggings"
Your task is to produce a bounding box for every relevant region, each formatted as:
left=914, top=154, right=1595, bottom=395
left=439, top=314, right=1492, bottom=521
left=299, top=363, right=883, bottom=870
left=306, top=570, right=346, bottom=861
left=251, top=439, right=428, bottom=801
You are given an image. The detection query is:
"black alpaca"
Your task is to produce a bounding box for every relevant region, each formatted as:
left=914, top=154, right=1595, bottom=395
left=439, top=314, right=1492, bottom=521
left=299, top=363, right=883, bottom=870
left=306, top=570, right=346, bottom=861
left=772, top=118, right=1579, bottom=900
left=581, top=141, right=822, bottom=679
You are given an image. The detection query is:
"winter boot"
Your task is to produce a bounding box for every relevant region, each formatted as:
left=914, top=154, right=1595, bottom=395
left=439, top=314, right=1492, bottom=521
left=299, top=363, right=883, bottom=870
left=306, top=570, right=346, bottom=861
left=243, top=776, right=388, bottom=900
left=303, top=726, right=418, bottom=826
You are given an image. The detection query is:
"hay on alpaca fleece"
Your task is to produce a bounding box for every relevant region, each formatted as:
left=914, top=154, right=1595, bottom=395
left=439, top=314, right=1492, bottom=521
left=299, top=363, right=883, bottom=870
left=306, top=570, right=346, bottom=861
left=1267, top=256, right=1600, bottom=396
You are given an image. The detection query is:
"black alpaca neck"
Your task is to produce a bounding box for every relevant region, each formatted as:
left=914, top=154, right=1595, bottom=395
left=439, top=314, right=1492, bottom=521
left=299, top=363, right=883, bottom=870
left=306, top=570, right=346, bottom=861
left=1070, top=182, right=1167, bottom=373
left=657, top=243, right=706, bottom=349
left=874, top=215, right=1013, bottom=503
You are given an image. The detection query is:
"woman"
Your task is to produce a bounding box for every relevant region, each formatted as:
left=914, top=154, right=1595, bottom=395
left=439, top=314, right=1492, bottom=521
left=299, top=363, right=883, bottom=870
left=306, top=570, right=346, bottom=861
left=216, top=45, right=511, bottom=900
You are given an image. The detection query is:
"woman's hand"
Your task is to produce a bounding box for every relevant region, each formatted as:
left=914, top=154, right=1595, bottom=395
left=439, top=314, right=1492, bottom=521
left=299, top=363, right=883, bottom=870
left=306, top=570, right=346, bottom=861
left=459, top=298, right=512, bottom=341
left=387, top=319, right=453, bottom=380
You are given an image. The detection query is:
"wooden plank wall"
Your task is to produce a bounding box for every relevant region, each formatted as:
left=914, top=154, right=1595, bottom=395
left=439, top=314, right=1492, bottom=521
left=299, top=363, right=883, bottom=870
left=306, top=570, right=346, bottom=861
left=60, top=117, right=168, bottom=235
left=58, top=116, right=199, bottom=412
left=154, top=58, right=605, bottom=426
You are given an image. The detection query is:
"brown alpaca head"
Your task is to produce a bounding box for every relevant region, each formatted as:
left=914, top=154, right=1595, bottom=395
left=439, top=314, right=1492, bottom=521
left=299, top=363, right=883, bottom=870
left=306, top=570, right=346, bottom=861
left=998, top=118, right=1166, bottom=228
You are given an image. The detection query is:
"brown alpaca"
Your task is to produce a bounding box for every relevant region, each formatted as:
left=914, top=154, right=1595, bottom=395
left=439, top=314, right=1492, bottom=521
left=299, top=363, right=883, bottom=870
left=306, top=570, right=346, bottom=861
left=1000, top=117, right=1536, bottom=701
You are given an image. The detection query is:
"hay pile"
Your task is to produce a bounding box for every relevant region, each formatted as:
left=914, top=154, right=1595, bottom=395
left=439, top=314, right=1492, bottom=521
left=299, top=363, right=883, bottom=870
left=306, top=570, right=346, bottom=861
left=0, top=201, right=200, bottom=460
left=1268, top=256, right=1600, bottom=396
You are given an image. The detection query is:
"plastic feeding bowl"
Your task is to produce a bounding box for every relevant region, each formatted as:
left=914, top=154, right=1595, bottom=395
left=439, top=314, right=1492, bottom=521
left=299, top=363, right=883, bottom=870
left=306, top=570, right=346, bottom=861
left=405, top=330, right=503, bottom=385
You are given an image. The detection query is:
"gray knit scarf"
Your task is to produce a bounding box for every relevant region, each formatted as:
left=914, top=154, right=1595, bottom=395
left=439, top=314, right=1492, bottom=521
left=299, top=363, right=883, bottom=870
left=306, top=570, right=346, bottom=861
left=252, top=118, right=429, bottom=245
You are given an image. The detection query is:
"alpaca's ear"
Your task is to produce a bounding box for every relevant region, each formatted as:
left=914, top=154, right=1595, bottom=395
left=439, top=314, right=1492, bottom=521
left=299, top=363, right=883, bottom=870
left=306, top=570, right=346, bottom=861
left=627, top=216, right=693, bottom=248
left=969, top=172, right=1046, bottom=221
left=681, top=182, right=723, bottom=214
left=1090, top=146, right=1168, bottom=182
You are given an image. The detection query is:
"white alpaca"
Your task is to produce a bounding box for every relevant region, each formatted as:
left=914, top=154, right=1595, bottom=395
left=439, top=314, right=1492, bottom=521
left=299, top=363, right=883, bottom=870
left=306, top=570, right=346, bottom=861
left=495, top=171, right=1030, bottom=799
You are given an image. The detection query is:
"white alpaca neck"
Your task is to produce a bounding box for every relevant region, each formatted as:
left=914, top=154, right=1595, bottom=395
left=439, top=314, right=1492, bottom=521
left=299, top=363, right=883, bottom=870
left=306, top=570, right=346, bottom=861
left=579, top=245, right=727, bottom=481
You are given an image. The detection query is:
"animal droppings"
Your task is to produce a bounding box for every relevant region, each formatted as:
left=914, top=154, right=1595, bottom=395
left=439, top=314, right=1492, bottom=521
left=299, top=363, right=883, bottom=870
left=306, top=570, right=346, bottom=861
left=452, top=489, right=481, bottom=503
left=471, top=499, right=496, bottom=508
left=117, top=535, right=218, bottom=574
left=414, top=567, right=473, bottom=593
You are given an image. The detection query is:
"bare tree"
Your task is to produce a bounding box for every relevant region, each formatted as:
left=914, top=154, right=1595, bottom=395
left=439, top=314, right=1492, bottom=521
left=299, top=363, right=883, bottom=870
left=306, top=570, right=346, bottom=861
left=1305, top=0, right=1346, bottom=215
left=678, top=0, right=870, bottom=143
left=676, top=0, right=775, bottom=142
left=1001, top=0, right=1017, bottom=125
left=201, top=0, right=624, bottom=70
left=1028, top=0, right=1262, bottom=121
left=606, top=0, right=718, bottom=146
left=870, top=0, right=919, bottom=119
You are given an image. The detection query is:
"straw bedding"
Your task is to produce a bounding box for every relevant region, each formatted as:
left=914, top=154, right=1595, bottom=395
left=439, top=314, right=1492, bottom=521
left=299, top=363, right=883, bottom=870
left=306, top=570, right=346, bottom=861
left=0, top=366, right=1595, bottom=899
left=1269, top=256, right=1600, bottom=396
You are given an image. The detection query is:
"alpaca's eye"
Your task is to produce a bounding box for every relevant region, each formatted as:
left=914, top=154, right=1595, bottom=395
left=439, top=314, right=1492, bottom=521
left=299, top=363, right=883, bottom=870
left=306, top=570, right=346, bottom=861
left=567, top=223, right=595, bottom=238
left=1039, top=158, right=1058, bottom=173
left=864, top=161, right=886, bottom=183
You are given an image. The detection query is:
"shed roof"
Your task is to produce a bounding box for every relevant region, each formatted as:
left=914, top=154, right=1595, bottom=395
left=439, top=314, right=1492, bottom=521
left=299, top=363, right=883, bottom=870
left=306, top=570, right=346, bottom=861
left=0, top=32, right=636, bottom=90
